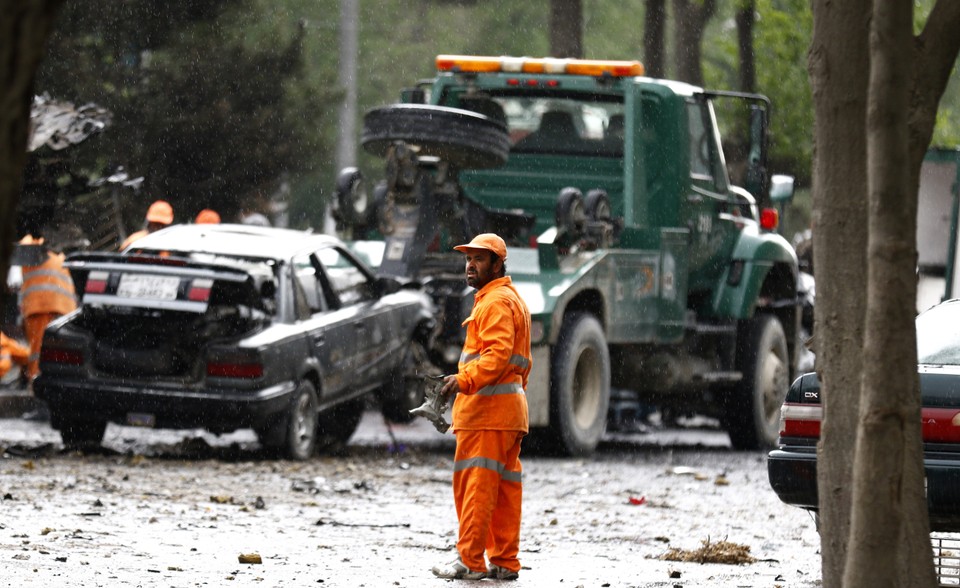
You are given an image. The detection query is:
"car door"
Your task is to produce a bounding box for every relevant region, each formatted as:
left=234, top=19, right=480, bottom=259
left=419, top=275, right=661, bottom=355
left=291, top=253, right=357, bottom=399
left=314, top=245, right=398, bottom=390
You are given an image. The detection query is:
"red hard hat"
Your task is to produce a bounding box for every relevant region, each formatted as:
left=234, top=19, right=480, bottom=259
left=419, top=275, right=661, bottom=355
left=146, top=200, right=174, bottom=225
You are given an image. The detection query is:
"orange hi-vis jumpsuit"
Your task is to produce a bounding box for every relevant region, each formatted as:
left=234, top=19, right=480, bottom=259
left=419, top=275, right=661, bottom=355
left=18, top=252, right=77, bottom=378
left=452, top=275, right=532, bottom=575
left=1, top=332, right=30, bottom=379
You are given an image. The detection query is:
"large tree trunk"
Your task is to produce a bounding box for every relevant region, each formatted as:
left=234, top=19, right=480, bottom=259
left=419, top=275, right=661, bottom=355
left=643, top=0, right=666, bottom=78
left=549, top=0, right=582, bottom=59
left=844, top=1, right=933, bottom=585
left=735, top=0, right=755, bottom=93
left=0, top=1, right=65, bottom=297
left=808, top=0, right=870, bottom=585
left=672, top=0, right=715, bottom=85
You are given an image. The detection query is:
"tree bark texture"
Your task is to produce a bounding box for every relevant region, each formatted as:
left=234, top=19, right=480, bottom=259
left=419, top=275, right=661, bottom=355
left=549, top=0, right=582, bottom=59
left=0, top=1, right=65, bottom=301
left=735, top=0, right=755, bottom=93
left=643, top=0, right=666, bottom=78
left=672, top=0, right=715, bottom=86
left=808, top=0, right=870, bottom=585
left=844, top=1, right=933, bottom=586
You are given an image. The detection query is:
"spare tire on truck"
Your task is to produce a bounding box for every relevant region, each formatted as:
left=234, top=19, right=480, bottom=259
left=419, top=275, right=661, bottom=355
left=361, top=104, right=510, bottom=170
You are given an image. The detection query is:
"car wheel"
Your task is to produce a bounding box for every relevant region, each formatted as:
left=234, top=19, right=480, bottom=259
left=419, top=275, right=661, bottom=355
left=584, top=189, right=611, bottom=222
left=257, top=380, right=319, bottom=461
left=316, top=396, right=365, bottom=454
left=724, top=314, right=790, bottom=450
left=334, top=167, right=370, bottom=227
left=361, top=104, right=510, bottom=169
left=555, top=187, right=586, bottom=237
left=379, top=341, right=434, bottom=424
left=57, top=419, right=107, bottom=450
left=538, top=312, right=610, bottom=456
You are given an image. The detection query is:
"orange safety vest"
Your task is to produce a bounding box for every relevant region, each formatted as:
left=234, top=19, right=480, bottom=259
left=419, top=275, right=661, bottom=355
left=18, top=252, right=78, bottom=317
left=452, top=276, right=531, bottom=433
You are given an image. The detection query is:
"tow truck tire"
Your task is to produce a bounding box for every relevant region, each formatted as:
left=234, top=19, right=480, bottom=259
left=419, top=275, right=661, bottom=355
left=379, top=341, right=430, bottom=424
left=725, top=314, right=790, bottom=450
left=585, top=189, right=611, bottom=222
left=317, top=396, right=365, bottom=454
left=547, top=312, right=610, bottom=456
left=57, top=418, right=106, bottom=450
left=362, top=104, right=510, bottom=169
left=258, top=380, right=319, bottom=460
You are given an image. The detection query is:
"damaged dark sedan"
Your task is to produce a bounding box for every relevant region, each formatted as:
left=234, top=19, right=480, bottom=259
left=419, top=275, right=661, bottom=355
left=34, top=224, right=436, bottom=459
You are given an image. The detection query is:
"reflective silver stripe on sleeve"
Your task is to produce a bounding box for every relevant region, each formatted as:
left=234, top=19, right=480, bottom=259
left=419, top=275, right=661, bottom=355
left=460, top=352, right=480, bottom=364
left=476, top=382, right=524, bottom=396
left=454, top=456, right=523, bottom=483
left=509, top=354, right=530, bottom=369
left=28, top=352, right=40, bottom=362
left=23, top=269, right=71, bottom=281
left=19, top=283, right=76, bottom=300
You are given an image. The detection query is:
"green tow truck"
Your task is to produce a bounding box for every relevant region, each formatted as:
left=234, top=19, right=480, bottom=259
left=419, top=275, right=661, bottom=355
left=335, top=54, right=800, bottom=455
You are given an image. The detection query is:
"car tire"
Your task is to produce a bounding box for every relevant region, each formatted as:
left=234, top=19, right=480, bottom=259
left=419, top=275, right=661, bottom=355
left=361, top=104, right=510, bottom=169
left=334, top=167, right=370, bottom=227
left=258, top=380, right=319, bottom=461
left=555, top=187, right=586, bottom=237
left=57, top=419, right=107, bottom=450
left=316, top=396, right=365, bottom=454
left=584, top=189, right=611, bottom=222
left=542, top=312, right=610, bottom=456
left=379, top=341, right=432, bottom=424
left=724, top=314, right=790, bottom=450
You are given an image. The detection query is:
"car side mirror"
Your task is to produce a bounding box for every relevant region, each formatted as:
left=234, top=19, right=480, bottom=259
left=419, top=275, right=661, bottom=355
left=373, top=275, right=401, bottom=296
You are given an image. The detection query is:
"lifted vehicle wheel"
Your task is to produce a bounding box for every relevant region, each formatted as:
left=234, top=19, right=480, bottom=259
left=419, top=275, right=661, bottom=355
left=258, top=380, right=319, bottom=460
left=584, top=189, right=611, bottom=222
left=379, top=341, right=433, bottom=424
left=317, top=396, right=365, bottom=454
left=546, top=312, right=610, bottom=456
left=361, top=104, right=510, bottom=169
left=334, top=167, right=370, bottom=226
left=725, top=314, right=789, bottom=450
left=57, top=419, right=106, bottom=450
left=556, top=187, right=586, bottom=237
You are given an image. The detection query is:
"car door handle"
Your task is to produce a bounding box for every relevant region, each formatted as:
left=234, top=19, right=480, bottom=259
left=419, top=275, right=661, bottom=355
left=354, top=322, right=366, bottom=330
left=312, top=334, right=325, bottom=345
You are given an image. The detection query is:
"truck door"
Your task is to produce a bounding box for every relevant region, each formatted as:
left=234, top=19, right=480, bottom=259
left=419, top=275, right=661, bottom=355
left=683, top=99, right=740, bottom=288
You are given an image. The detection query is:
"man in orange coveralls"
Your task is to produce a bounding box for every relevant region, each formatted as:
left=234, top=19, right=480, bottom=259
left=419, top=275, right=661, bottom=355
left=432, top=233, right=531, bottom=581
left=17, top=235, right=78, bottom=379
left=1, top=332, right=30, bottom=380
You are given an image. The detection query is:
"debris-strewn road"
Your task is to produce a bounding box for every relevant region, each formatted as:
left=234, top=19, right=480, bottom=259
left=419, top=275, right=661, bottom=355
left=0, top=412, right=822, bottom=587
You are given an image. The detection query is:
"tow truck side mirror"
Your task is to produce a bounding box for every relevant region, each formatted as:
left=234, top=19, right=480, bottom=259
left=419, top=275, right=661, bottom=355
left=769, top=174, right=795, bottom=203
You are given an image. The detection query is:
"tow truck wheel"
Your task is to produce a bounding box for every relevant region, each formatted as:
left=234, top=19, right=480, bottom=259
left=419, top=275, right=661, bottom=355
left=361, top=104, right=510, bottom=169
left=547, top=312, right=610, bottom=456
left=258, top=380, right=319, bottom=460
left=724, top=314, right=789, bottom=450
left=57, top=418, right=106, bottom=450
left=335, top=167, right=369, bottom=226
left=317, top=396, right=365, bottom=454
left=379, top=341, right=431, bottom=424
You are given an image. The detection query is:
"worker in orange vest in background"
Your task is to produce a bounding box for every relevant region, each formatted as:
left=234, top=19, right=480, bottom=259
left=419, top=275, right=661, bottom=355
left=194, top=209, right=221, bottom=224
left=0, top=331, right=30, bottom=381
left=120, top=199, right=174, bottom=250
left=17, top=235, right=78, bottom=380
left=433, top=233, right=532, bottom=581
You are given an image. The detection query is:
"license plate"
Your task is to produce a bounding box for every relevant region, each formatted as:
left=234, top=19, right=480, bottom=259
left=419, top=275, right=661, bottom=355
left=126, top=412, right=156, bottom=427
left=116, top=274, right=180, bottom=300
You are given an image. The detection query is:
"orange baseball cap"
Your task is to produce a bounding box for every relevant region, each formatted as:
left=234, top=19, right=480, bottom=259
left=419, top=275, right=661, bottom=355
left=453, top=233, right=507, bottom=260
left=146, top=200, right=174, bottom=225
left=195, top=209, right=221, bottom=224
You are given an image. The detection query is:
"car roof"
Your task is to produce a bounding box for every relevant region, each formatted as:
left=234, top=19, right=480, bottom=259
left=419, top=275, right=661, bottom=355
left=126, top=223, right=342, bottom=260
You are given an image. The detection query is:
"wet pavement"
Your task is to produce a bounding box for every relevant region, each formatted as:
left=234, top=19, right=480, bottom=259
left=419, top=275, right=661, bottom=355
left=0, top=408, right=823, bottom=587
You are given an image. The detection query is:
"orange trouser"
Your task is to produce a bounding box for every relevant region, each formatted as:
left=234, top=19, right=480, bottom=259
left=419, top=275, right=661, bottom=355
left=23, top=312, right=58, bottom=379
left=453, top=429, right=524, bottom=573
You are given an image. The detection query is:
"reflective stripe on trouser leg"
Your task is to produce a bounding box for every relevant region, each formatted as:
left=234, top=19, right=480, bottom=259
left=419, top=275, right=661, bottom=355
left=453, top=429, right=523, bottom=573
left=24, top=313, right=56, bottom=379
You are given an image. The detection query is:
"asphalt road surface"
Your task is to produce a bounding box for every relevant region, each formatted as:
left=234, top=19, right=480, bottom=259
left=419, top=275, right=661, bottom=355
left=0, top=411, right=824, bottom=587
